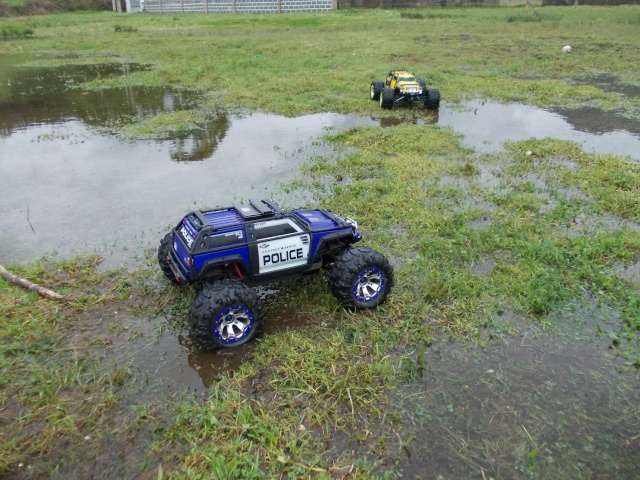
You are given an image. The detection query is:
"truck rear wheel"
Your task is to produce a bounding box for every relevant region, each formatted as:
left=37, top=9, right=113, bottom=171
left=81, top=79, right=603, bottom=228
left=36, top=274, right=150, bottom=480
left=190, top=281, right=265, bottom=350
left=380, top=88, right=394, bottom=110
left=328, top=247, right=394, bottom=309
left=370, top=80, right=383, bottom=100
left=424, top=88, right=441, bottom=109
left=158, top=232, right=178, bottom=283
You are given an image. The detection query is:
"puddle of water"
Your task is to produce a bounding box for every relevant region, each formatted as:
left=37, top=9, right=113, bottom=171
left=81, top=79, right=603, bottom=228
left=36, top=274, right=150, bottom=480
left=325, top=304, right=640, bottom=479
left=553, top=105, right=640, bottom=137
left=2, top=58, right=640, bottom=267
left=572, top=73, right=640, bottom=99
left=95, top=284, right=315, bottom=390
left=0, top=113, right=373, bottom=266
left=388, top=338, right=640, bottom=479
left=439, top=99, right=640, bottom=160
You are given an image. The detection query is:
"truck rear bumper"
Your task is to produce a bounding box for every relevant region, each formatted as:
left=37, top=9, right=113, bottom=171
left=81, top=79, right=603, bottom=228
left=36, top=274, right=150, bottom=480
left=167, top=250, right=190, bottom=285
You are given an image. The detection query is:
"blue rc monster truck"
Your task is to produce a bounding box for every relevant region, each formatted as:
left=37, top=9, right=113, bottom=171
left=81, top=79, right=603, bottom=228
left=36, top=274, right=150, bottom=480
left=158, top=199, right=394, bottom=350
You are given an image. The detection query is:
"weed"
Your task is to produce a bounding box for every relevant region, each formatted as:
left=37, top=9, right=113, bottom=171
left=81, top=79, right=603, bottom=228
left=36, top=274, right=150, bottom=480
left=114, top=24, right=137, bottom=33
left=400, top=10, right=425, bottom=20
left=506, top=10, right=557, bottom=23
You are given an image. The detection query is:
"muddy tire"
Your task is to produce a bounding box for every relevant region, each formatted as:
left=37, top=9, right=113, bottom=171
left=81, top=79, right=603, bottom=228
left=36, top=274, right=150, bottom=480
left=380, top=88, right=394, bottom=110
left=328, top=247, right=394, bottom=309
left=424, top=88, right=441, bottom=110
left=370, top=80, right=384, bottom=100
left=190, top=281, right=265, bottom=350
left=158, top=232, right=178, bottom=283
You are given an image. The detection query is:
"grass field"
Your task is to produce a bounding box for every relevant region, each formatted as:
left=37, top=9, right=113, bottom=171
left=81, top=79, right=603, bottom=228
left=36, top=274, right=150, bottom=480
left=1, top=6, right=639, bottom=479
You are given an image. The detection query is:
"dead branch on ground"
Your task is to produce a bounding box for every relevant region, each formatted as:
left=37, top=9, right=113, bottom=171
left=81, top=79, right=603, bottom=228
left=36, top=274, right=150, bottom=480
left=0, top=265, right=76, bottom=303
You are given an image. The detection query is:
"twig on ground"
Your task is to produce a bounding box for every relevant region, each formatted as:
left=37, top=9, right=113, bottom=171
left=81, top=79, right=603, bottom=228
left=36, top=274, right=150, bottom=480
left=27, top=205, right=36, bottom=234
left=0, top=264, right=76, bottom=303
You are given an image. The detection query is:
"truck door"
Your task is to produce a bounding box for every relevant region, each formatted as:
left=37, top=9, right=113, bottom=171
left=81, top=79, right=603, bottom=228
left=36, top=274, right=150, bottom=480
left=249, top=218, right=310, bottom=275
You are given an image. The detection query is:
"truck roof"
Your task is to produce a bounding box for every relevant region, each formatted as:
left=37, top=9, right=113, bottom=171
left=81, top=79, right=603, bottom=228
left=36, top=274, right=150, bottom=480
left=188, top=199, right=285, bottom=232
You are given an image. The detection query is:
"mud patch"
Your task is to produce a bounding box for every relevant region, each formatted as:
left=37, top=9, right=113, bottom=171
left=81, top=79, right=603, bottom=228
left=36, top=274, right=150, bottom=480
left=555, top=210, right=640, bottom=238
left=613, top=261, right=640, bottom=286
left=468, top=257, right=497, bottom=276
left=84, top=287, right=319, bottom=390
left=465, top=217, right=493, bottom=230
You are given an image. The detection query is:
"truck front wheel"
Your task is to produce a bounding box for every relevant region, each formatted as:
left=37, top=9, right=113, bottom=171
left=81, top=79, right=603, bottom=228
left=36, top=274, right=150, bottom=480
left=380, top=88, right=394, bottom=110
left=424, top=88, right=441, bottom=109
left=328, top=247, right=394, bottom=309
left=190, top=281, right=265, bottom=350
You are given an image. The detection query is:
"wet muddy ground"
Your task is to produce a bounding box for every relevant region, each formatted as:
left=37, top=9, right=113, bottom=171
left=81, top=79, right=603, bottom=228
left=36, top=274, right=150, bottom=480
left=85, top=282, right=640, bottom=479
left=387, top=305, right=640, bottom=479
left=1, top=58, right=639, bottom=478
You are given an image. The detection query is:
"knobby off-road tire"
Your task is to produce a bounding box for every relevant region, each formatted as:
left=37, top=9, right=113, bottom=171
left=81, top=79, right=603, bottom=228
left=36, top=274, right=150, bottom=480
left=424, top=88, right=441, bottom=110
left=380, top=88, right=394, bottom=110
left=158, top=232, right=178, bottom=283
left=418, top=80, right=427, bottom=93
left=328, top=246, right=394, bottom=309
left=370, top=80, right=384, bottom=100
left=190, top=281, right=265, bottom=350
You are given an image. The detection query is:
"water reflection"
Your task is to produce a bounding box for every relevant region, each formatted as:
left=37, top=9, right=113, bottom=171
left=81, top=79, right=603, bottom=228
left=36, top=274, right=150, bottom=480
left=168, top=115, right=230, bottom=162
left=0, top=58, right=226, bottom=162
left=553, top=105, right=640, bottom=136
left=1, top=62, right=154, bottom=133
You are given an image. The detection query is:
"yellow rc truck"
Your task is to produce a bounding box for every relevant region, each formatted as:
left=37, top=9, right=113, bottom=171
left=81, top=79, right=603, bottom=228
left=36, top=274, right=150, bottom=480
left=370, top=70, right=440, bottom=110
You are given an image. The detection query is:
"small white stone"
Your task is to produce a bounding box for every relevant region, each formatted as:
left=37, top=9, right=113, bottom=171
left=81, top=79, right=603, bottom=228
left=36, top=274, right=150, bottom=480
left=526, top=150, right=533, bottom=156
left=562, top=45, right=572, bottom=53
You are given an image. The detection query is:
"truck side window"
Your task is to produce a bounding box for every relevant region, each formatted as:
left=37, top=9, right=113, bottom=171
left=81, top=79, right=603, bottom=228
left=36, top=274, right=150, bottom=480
left=208, top=230, right=244, bottom=249
left=254, top=220, right=299, bottom=240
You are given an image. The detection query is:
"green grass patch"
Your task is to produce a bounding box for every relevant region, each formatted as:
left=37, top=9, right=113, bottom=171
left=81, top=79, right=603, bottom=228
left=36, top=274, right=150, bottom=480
left=1, top=23, right=33, bottom=38
left=116, top=109, right=204, bottom=140
left=507, top=138, right=640, bottom=222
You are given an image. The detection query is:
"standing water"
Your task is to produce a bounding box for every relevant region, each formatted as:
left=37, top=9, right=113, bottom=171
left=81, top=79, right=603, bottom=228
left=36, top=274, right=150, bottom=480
left=1, top=58, right=639, bottom=265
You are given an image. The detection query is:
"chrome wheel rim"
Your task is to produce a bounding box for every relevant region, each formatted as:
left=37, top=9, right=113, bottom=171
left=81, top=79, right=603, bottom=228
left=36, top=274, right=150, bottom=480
left=352, top=267, right=385, bottom=302
left=213, top=305, right=254, bottom=344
